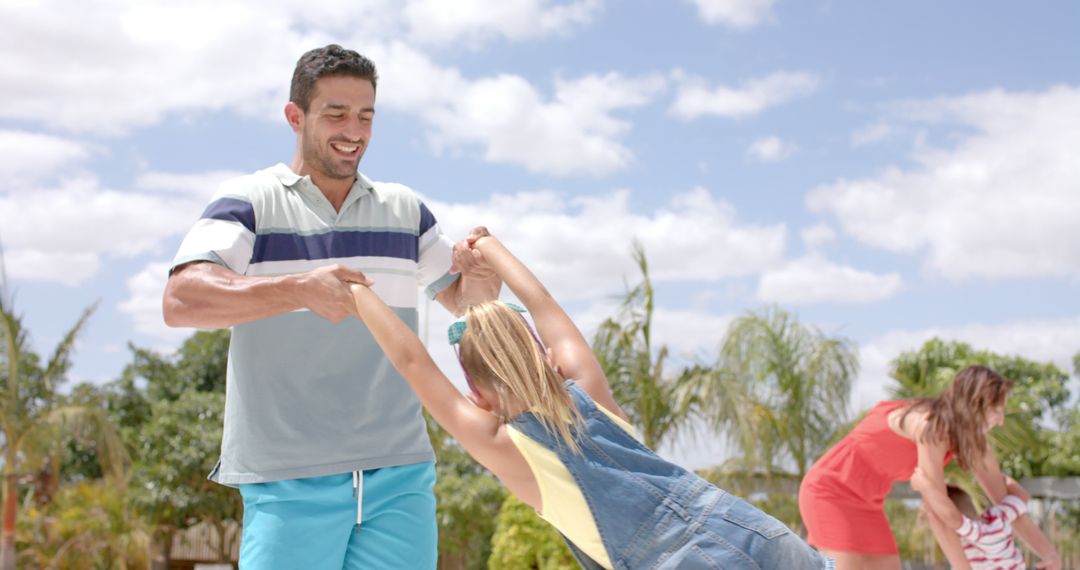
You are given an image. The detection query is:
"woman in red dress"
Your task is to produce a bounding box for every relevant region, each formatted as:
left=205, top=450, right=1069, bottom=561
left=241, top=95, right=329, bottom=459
left=799, top=365, right=1061, bottom=570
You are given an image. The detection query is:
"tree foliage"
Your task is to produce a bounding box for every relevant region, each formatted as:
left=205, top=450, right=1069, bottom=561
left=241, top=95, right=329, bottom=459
left=0, top=272, right=127, bottom=570
left=427, top=416, right=507, bottom=569
left=488, top=495, right=576, bottom=570
left=685, top=306, right=857, bottom=480
left=591, top=242, right=689, bottom=450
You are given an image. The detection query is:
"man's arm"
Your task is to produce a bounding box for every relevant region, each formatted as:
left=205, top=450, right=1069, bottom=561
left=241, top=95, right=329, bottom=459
left=163, top=261, right=371, bottom=328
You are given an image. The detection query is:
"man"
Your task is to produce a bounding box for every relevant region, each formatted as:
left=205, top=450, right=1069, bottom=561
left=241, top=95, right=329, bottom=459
left=163, top=44, right=499, bottom=569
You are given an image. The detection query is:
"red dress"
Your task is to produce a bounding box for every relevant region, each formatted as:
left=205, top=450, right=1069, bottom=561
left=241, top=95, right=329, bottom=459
left=798, top=400, right=952, bottom=554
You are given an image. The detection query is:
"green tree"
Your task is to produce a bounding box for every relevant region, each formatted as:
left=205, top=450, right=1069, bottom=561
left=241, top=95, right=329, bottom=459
left=16, top=480, right=150, bottom=569
left=686, top=306, right=857, bottom=480
left=427, top=416, right=507, bottom=570
left=591, top=243, right=688, bottom=450
left=0, top=276, right=127, bottom=569
left=118, top=330, right=240, bottom=568
left=488, top=495, right=576, bottom=570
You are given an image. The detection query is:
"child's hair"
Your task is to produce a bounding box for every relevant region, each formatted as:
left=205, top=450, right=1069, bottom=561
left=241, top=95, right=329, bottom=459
left=458, top=301, right=584, bottom=451
left=902, top=365, right=1013, bottom=470
left=946, top=485, right=979, bottom=519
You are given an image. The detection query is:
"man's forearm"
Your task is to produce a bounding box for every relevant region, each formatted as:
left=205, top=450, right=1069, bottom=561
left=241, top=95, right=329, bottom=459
left=163, top=262, right=303, bottom=329
left=1012, top=516, right=1059, bottom=565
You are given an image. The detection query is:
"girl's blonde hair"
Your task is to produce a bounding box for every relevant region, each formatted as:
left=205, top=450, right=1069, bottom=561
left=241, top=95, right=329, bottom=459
left=902, top=365, right=1013, bottom=470
left=458, top=301, right=584, bottom=451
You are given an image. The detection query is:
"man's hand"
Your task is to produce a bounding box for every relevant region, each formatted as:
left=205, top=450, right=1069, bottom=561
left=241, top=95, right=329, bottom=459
left=296, top=264, right=372, bottom=323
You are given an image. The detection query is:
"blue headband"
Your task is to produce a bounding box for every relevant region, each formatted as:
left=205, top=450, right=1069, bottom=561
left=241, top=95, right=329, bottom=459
left=447, top=302, right=527, bottom=346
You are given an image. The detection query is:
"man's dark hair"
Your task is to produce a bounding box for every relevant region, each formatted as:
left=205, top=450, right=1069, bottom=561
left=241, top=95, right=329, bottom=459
left=290, top=44, right=378, bottom=111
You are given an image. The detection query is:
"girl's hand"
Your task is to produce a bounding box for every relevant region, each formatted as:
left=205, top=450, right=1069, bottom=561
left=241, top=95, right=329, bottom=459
left=453, top=227, right=496, bottom=279
left=465, top=225, right=491, bottom=246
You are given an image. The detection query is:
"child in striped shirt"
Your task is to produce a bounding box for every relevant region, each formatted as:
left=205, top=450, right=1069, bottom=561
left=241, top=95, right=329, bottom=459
left=912, top=468, right=1029, bottom=570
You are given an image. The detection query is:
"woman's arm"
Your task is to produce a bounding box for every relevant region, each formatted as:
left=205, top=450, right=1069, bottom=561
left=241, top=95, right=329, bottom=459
left=349, top=283, right=506, bottom=467
left=972, top=449, right=1061, bottom=570
left=914, top=438, right=972, bottom=569
left=469, top=235, right=628, bottom=422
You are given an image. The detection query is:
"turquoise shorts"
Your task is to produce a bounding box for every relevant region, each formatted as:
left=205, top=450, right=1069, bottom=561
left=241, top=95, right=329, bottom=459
left=237, top=462, right=437, bottom=569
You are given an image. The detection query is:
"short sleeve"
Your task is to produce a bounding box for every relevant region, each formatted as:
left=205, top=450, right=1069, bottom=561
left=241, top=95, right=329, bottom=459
left=170, top=183, right=257, bottom=276
left=416, top=201, right=460, bottom=299
left=993, top=494, right=1027, bottom=524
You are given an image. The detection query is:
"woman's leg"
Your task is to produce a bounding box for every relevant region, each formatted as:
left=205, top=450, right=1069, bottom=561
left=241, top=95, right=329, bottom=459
left=819, top=549, right=902, bottom=570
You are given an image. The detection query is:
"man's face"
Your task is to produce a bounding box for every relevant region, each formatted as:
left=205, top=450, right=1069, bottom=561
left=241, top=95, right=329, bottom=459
left=299, top=75, right=376, bottom=180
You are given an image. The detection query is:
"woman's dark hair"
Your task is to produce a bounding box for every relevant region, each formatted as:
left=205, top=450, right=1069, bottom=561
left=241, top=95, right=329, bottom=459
left=902, top=365, right=1013, bottom=470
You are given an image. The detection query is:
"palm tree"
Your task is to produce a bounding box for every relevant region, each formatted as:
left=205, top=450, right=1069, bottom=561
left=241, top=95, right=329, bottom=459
left=591, top=242, right=688, bottom=450
left=686, top=306, right=857, bottom=481
left=0, top=254, right=128, bottom=570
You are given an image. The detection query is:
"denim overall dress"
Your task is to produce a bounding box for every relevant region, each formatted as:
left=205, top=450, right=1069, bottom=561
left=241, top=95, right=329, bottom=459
left=509, top=381, right=833, bottom=570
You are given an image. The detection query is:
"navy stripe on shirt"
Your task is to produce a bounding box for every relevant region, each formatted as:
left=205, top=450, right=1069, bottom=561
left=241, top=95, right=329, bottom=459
left=252, top=230, right=418, bottom=263
left=200, top=197, right=256, bottom=233
left=418, top=201, right=437, bottom=236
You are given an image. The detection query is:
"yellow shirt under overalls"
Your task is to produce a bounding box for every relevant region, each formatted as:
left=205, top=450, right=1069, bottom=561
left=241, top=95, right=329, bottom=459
left=505, top=404, right=639, bottom=570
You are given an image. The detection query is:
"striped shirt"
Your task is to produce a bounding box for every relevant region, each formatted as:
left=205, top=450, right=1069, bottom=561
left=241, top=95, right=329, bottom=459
left=957, top=495, right=1027, bottom=570
left=171, top=163, right=458, bottom=484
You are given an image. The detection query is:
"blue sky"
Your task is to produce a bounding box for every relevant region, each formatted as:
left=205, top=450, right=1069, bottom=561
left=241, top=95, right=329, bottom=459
left=2, top=0, right=1077, bottom=468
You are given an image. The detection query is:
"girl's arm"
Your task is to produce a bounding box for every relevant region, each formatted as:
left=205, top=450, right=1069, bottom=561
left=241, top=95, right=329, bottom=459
left=349, top=283, right=507, bottom=468
left=924, top=510, right=973, bottom=570
left=972, top=448, right=1061, bottom=569
left=470, top=235, right=628, bottom=423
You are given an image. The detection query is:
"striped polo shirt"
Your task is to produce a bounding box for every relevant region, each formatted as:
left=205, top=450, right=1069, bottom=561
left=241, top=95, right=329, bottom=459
left=170, top=163, right=458, bottom=485
left=957, top=494, right=1028, bottom=570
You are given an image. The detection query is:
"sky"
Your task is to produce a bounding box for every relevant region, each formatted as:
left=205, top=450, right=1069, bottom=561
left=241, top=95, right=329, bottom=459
left=1, top=0, right=1078, bottom=469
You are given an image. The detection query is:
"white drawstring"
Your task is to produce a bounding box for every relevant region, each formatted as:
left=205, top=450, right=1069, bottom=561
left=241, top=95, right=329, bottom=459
left=352, top=470, right=363, bottom=527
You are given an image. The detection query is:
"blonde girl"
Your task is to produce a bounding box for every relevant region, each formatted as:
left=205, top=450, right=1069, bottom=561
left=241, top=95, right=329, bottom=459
left=350, top=230, right=832, bottom=569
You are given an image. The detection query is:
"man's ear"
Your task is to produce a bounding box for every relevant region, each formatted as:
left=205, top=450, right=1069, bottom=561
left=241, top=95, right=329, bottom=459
left=284, top=101, right=304, bottom=133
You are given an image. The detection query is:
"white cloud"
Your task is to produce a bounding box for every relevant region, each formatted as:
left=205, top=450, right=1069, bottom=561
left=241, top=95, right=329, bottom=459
left=653, top=308, right=735, bottom=362
left=800, top=223, right=836, bottom=249
left=685, top=0, right=775, bottom=29
left=747, top=135, right=796, bottom=161
left=372, top=42, right=666, bottom=176
left=0, top=0, right=607, bottom=140
left=0, top=130, right=93, bottom=186
left=757, top=254, right=903, bottom=305
left=808, top=86, right=1080, bottom=280
left=1, top=2, right=649, bottom=177
left=851, top=122, right=896, bottom=147
left=118, top=261, right=190, bottom=344
left=0, top=175, right=209, bottom=285
left=404, top=0, right=602, bottom=46
left=0, top=0, right=318, bottom=133
left=855, top=315, right=1080, bottom=410
left=134, top=169, right=247, bottom=201
left=427, top=186, right=786, bottom=301
left=671, top=71, right=819, bottom=120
